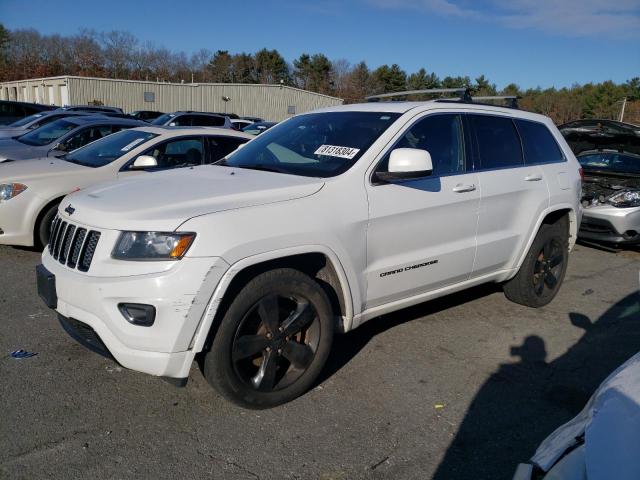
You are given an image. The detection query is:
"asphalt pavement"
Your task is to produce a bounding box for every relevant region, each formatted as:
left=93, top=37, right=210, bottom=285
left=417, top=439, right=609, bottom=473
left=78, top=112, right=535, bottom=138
left=1, top=243, right=639, bottom=480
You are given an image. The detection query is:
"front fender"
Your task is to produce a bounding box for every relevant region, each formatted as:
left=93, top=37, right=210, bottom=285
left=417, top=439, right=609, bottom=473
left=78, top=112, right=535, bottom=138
left=189, top=244, right=356, bottom=354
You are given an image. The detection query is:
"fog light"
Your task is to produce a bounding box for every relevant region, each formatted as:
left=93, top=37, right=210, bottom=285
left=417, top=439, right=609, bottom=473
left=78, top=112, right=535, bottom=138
left=118, top=303, right=156, bottom=327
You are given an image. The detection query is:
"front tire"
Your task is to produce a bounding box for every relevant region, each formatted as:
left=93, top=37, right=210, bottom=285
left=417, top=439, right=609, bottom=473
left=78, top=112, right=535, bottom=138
left=503, top=218, right=569, bottom=308
left=204, top=268, right=334, bottom=409
left=36, top=203, right=59, bottom=250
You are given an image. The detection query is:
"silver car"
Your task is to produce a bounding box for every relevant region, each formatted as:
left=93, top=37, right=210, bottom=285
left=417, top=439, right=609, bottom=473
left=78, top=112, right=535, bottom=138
left=0, top=111, right=91, bottom=139
left=578, top=149, right=640, bottom=245
left=0, top=116, right=146, bottom=162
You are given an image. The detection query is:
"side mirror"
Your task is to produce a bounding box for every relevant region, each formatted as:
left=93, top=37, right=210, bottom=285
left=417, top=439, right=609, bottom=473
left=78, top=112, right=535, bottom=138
left=168, top=122, right=176, bottom=127
left=52, top=142, right=67, bottom=152
left=131, top=155, right=158, bottom=169
left=376, top=148, right=433, bottom=182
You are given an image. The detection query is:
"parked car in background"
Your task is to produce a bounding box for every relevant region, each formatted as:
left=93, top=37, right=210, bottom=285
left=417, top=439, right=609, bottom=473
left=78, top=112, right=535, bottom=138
left=131, top=110, right=164, bottom=122
left=578, top=149, right=640, bottom=246
left=230, top=119, right=254, bottom=130
left=242, top=121, right=277, bottom=135
left=211, top=112, right=239, bottom=119
left=0, top=111, right=92, bottom=139
left=559, top=119, right=640, bottom=156
left=36, top=99, right=581, bottom=408
left=0, top=100, right=56, bottom=125
left=0, top=126, right=251, bottom=247
left=242, top=116, right=263, bottom=123
left=151, top=111, right=232, bottom=129
left=57, top=105, right=124, bottom=114
left=513, top=351, right=640, bottom=480
left=0, top=116, right=145, bottom=162
left=559, top=119, right=640, bottom=136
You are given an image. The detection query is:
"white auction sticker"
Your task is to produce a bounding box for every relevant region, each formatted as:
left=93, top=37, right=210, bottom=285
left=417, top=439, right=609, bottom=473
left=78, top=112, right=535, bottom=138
left=314, top=144, right=360, bottom=160
left=121, top=138, right=146, bottom=152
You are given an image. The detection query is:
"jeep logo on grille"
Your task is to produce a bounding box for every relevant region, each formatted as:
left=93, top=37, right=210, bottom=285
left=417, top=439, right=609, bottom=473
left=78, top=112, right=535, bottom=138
left=64, top=204, right=75, bottom=216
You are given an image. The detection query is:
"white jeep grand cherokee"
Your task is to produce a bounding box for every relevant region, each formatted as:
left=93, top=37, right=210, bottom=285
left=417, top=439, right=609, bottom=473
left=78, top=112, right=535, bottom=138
left=37, top=100, right=582, bottom=408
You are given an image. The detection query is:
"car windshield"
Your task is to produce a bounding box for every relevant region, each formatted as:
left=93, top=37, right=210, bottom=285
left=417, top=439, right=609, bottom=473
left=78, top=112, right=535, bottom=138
left=578, top=152, right=640, bottom=175
left=16, top=119, right=77, bottom=146
left=151, top=113, right=174, bottom=125
left=9, top=112, right=45, bottom=127
left=220, top=112, right=400, bottom=177
left=63, top=129, right=159, bottom=168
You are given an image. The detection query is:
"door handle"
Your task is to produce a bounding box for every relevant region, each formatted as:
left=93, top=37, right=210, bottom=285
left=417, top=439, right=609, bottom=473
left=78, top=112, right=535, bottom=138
left=524, top=174, right=543, bottom=181
left=452, top=183, right=476, bottom=193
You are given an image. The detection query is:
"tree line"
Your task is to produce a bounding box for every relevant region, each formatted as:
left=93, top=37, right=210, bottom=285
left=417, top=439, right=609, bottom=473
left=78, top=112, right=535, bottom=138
left=0, top=25, right=638, bottom=124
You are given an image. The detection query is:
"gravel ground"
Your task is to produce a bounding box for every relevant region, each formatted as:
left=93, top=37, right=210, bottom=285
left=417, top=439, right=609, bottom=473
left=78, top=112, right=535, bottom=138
left=1, top=243, right=638, bottom=480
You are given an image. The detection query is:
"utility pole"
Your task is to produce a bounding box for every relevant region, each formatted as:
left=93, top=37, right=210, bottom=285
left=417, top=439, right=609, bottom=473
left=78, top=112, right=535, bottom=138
left=619, top=97, right=627, bottom=122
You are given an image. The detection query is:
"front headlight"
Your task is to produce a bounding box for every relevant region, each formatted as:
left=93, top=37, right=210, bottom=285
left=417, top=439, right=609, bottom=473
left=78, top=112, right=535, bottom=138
left=0, top=183, right=27, bottom=202
left=608, top=190, right=640, bottom=208
left=112, top=232, right=196, bottom=261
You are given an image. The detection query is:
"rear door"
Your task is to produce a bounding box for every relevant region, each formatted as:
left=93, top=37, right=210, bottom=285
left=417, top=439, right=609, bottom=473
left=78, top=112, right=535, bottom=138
left=514, top=118, right=571, bottom=211
left=467, top=114, right=549, bottom=277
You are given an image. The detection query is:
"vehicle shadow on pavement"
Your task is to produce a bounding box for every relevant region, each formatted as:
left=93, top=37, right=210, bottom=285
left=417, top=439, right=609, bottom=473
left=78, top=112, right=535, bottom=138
left=431, top=290, right=640, bottom=480
left=318, top=283, right=502, bottom=385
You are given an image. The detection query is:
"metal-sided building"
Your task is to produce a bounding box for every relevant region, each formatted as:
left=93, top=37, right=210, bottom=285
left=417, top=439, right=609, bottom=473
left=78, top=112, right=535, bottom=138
left=0, top=76, right=343, bottom=121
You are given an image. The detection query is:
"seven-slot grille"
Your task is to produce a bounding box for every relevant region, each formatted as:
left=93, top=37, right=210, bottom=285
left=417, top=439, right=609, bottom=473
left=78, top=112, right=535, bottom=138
left=48, top=215, right=101, bottom=272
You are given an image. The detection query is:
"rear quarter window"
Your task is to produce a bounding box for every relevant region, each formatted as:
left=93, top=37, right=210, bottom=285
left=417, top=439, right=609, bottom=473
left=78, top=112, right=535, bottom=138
left=515, top=119, right=565, bottom=165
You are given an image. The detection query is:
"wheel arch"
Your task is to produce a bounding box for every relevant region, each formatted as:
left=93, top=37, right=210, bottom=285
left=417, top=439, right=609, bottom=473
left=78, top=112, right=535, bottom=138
left=512, top=205, right=576, bottom=276
left=191, top=246, right=355, bottom=355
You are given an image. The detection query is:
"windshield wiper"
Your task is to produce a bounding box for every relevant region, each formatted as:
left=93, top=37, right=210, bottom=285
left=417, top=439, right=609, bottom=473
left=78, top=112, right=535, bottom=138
left=237, top=164, right=288, bottom=174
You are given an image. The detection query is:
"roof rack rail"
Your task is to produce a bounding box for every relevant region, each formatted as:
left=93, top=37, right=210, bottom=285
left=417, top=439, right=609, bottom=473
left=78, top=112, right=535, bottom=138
left=366, top=88, right=521, bottom=109
left=472, top=95, right=520, bottom=109
left=366, top=88, right=472, bottom=102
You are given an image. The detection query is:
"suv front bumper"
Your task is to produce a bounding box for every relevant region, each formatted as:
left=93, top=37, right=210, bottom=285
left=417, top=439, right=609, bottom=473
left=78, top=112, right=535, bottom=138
left=39, top=250, right=229, bottom=379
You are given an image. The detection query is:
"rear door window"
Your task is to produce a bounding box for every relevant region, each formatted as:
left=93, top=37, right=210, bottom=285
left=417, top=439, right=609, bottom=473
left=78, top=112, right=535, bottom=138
left=170, top=115, right=193, bottom=127
left=469, top=114, right=523, bottom=170
left=206, top=136, right=248, bottom=163
left=514, top=119, right=564, bottom=165
left=195, top=115, right=226, bottom=127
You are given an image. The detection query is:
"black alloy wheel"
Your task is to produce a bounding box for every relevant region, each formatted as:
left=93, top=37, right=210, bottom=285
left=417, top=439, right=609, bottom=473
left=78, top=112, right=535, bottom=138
left=203, top=268, right=334, bottom=408
left=232, top=294, right=320, bottom=392
left=532, top=238, right=564, bottom=296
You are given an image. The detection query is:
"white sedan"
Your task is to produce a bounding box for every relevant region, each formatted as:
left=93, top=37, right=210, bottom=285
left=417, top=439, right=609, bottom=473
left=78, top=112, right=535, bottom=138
left=0, top=126, right=252, bottom=247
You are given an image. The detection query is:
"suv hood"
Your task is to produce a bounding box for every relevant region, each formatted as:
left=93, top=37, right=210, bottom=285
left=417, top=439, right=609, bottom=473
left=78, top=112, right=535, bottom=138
left=63, top=165, right=325, bottom=231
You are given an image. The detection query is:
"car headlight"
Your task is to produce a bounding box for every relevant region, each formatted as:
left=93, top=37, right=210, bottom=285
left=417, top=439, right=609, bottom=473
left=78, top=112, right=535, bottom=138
left=112, top=232, right=196, bottom=261
left=608, top=190, right=640, bottom=208
left=0, top=183, right=27, bottom=202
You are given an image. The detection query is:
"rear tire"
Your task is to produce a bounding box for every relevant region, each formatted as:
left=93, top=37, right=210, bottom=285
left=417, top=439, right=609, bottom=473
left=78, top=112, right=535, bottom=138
left=203, top=268, right=334, bottom=409
left=36, top=203, right=59, bottom=250
left=503, top=217, right=569, bottom=308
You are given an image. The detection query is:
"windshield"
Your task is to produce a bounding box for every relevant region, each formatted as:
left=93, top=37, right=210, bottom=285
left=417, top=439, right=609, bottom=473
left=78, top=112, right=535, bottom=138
left=17, top=119, right=77, bottom=146
left=9, top=112, right=45, bottom=127
left=579, top=152, right=640, bottom=174
left=221, top=112, right=400, bottom=177
left=64, top=129, right=159, bottom=168
left=151, top=113, right=174, bottom=125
